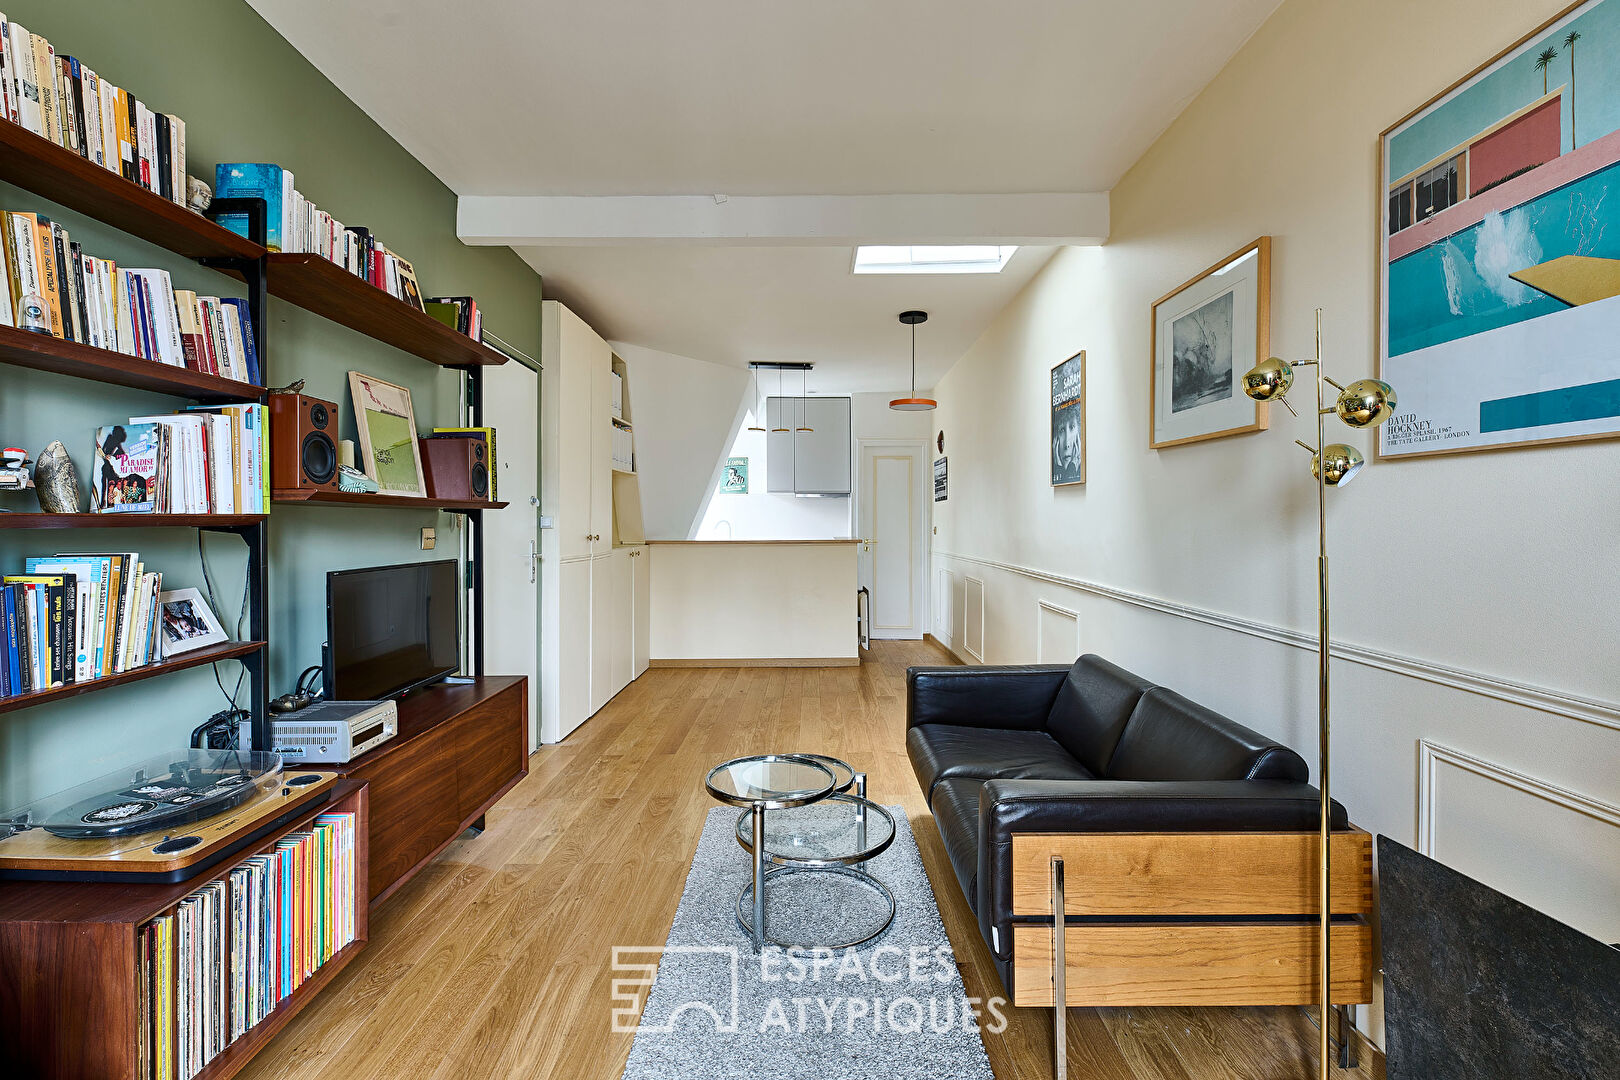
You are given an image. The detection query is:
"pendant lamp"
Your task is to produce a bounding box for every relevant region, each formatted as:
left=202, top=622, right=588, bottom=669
left=889, top=310, right=937, bottom=411
left=746, top=364, right=766, bottom=432
left=796, top=367, right=814, bottom=432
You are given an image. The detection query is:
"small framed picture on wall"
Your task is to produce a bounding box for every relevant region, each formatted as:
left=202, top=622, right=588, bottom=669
left=1050, top=350, right=1086, bottom=485
left=1150, top=236, right=1271, bottom=449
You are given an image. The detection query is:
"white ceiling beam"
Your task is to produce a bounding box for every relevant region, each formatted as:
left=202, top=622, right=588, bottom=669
left=456, top=192, right=1108, bottom=247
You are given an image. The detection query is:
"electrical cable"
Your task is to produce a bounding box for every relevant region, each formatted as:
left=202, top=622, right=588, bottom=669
left=198, top=531, right=250, bottom=711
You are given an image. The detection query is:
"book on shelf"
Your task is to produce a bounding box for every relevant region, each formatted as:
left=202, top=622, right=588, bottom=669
left=425, top=295, right=482, bottom=340
left=138, top=811, right=357, bottom=1080
left=0, top=16, right=190, bottom=207
left=0, top=209, right=263, bottom=381
left=87, top=405, right=267, bottom=516
left=0, top=549, right=168, bottom=696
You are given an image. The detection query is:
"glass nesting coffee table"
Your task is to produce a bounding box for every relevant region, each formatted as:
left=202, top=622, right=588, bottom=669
left=705, top=753, right=895, bottom=950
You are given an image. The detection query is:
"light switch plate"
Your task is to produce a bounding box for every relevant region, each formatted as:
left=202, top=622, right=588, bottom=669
left=421, top=527, right=436, bottom=550
left=539, top=516, right=555, bottom=529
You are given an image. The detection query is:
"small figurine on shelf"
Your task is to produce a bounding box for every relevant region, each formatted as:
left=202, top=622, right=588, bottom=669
left=0, top=447, right=33, bottom=510
left=34, top=441, right=82, bottom=514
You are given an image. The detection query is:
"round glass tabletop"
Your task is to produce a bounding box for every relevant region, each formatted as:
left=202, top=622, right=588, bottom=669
left=779, top=753, right=855, bottom=793
left=705, top=754, right=835, bottom=809
left=734, top=792, right=896, bottom=866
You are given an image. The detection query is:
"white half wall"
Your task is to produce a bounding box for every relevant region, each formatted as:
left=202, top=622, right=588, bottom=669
left=612, top=342, right=749, bottom=539
left=927, top=0, right=1620, bottom=1048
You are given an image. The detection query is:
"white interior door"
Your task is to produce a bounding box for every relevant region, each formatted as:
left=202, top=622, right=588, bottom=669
left=857, top=440, right=928, bottom=640
left=478, top=361, right=541, bottom=747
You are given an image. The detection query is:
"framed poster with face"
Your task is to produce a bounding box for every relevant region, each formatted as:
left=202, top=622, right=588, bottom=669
left=348, top=371, right=427, bottom=497
left=1050, top=350, right=1086, bottom=485
left=1379, top=0, right=1620, bottom=459
left=1150, top=237, right=1271, bottom=449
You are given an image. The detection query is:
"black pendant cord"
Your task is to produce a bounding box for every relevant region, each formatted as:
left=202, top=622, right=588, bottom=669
left=911, top=322, right=917, bottom=395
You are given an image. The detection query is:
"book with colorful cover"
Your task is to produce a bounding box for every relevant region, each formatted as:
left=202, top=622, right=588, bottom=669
left=91, top=423, right=162, bottom=513
left=213, top=163, right=285, bottom=251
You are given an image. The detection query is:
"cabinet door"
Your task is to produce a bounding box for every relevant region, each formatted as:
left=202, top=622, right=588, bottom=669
left=589, top=552, right=615, bottom=713
left=765, top=397, right=795, bottom=493
left=589, top=347, right=615, bottom=553
left=553, top=304, right=598, bottom=562
left=630, top=547, right=650, bottom=679
left=351, top=720, right=461, bottom=902
left=794, top=397, right=852, bottom=494
left=558, top=556, right=594, bottom=738
left=608, top=551, right=633, bottom=695
left=453, top=682, right=527, bottom=822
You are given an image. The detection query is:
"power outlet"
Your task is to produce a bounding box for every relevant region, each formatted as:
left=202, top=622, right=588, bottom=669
left=421, top=527, right=436, bottom=550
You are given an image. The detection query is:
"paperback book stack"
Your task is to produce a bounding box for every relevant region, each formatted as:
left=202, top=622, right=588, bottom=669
left=0, top=15, right=190, bottom=203
left=1, top=209, right=261, bottom=384
left=1, top=550, right=164, bottom=698
left=214, top=163, right=433, bottom=312
left=137, top=811, right=358, bottom=1080
left=91, top=407, right=267, bottom=515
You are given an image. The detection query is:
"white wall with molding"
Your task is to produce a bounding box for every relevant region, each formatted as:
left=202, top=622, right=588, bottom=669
left=927, top=0, right=1620, bottom=1047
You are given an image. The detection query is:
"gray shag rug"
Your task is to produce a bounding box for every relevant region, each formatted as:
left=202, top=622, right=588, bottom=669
left=618, top=805, right=997, bottom=1080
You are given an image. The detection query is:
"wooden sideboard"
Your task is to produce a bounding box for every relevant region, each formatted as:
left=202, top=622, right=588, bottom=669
left=307, top=675, right=527, bottom=905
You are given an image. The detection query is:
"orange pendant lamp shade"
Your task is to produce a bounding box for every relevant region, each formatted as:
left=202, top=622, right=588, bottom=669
left=890, top=310, right=937, bottom=411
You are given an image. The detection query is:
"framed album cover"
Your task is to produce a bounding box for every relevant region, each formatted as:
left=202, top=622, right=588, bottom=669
left=349, top=371, right=427, bottom=497
left=1150, top=237, right=1271, bottom=449
left=1379, top=0, right=1620, bottom=458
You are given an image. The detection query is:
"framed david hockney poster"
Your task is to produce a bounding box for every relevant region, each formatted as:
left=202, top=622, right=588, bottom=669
left=719, top=456, right=749, bottom=493
left=1380, top=0, right=1620, bottom=459
left=1050, top=350, right=1086, bottom=485
left=1150, top=237, right=1270, bottom=449
left=348, top=371, right=427, bottom=497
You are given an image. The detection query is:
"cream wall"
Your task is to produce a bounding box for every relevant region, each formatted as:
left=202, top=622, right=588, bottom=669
left=648, top=541, right=859, bottom=662
left=929, top=0, right=1620, bottom=1046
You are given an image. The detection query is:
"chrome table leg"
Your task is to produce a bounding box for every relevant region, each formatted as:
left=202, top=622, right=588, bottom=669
left=855, top=772, right=867, bottom=853
left=1052, top=855, right=1066, bottom=1080
left=752, top=806, right=766, bottom=951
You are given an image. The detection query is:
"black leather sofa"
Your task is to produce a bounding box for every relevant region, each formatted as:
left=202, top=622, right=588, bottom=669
left=907, top=654, right=1345, bottom=992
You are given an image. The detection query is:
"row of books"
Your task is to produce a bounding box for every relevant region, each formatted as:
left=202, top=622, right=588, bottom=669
left=92, top=407, right=268, bottom=515
left=611, top=423, right=634, bottom=473
left=139, top=812, right=358, bottom=1080
left=214, top=163, right=428, bottom=311
left=425, top=295, right=483, bottom=341
left=0, top=16, right=188, bottom=204
left=1, top=551, right=162, bottom=697
left=1, top=210, right=261, bottom=383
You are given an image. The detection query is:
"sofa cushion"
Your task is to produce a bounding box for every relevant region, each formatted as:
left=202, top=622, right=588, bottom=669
left=907, top=724, right=1094, bottom=801
left=929, top=777, right=984, bottom=914
left=1105, top=687, right=1308, bottom=782
left=1044, top=654, right=1157, bottom=775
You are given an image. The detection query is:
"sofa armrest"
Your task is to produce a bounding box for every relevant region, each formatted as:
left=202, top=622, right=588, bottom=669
left=973, top=779, right=1346, bottom=960
left=905, top=665, right=1070, bottom=731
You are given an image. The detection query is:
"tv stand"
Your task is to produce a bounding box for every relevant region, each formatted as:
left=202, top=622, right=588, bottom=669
left=305, top=675, right=527, bottom=905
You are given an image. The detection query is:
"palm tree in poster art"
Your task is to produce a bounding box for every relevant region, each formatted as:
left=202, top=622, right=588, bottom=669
left=1565, top=30, right=1581, bottom=149
left=1535, top=46, right=1559, bottom=96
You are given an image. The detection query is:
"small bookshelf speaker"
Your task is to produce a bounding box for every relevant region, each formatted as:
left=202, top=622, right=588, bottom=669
left=419, top=434, right=489, bottom=501
left=270, top=393, right=340, bottom=491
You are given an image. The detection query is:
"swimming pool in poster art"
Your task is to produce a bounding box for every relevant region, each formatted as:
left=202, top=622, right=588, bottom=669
left=1387, top=160, right=1620, bottom=358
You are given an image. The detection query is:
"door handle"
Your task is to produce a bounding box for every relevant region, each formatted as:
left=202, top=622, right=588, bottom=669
left=528, top=539, right=538, bottom=584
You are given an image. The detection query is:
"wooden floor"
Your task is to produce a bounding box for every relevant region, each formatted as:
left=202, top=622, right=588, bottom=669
left=238, top=640, right=1381, bottom=1080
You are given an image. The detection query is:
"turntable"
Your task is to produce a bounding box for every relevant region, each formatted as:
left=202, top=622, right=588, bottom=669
left=0, top=749, right=339, bottom=882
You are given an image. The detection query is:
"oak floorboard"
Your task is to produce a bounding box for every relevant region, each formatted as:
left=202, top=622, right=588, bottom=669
left=235, top=640, right=1374, bottom=1080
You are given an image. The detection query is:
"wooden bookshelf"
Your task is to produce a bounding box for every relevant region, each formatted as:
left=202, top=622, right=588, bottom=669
left=272, top=489, right=507, bottom=513
left=0, top=779, right=368, bottom=1080
left=0, top=640, right=266, bottom=716
left=0, top=324, right=264, bottom=402
left=262, top=254, right=507, bottom=368
left=0, top=120, right=265, bottom=262
left=0, top=513, right=268, bottom=529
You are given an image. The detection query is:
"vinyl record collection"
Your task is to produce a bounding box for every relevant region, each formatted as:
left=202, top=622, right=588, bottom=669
left=138, top=811, right=358, bottom=1080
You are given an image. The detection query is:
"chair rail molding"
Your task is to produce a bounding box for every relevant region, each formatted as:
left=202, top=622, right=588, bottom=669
left=1416, top=741, right=1620, bottom=859
left=930, top=548, right=1620, bottom=733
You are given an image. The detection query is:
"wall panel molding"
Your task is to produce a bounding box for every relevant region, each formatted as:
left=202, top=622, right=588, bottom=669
left=963, top=575, right=985, bottom=661
left=932, top=549, right=1620, bottom=733
left=1417, top=741, right=1620, bottom=858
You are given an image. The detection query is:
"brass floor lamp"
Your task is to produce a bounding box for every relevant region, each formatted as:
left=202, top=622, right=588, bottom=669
left=1240, top=311, right=1396, bottom=1079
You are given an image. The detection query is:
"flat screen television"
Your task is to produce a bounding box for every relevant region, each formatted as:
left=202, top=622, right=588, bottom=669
left=325, top=559, right=460, bottom=700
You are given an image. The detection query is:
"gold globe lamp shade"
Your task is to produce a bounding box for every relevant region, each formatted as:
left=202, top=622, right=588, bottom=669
left=1242, top=356, right=1295, bottom=402
left=1335, top=379, right=1397, bottom=428
left=1311, top=443, right=1365, bottom=487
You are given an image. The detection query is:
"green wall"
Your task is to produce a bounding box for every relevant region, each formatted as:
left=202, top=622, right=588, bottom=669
left=0, top=0, right=542, bottom=806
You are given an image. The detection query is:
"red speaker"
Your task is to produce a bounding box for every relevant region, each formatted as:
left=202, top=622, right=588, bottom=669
left=269, top=393, right=340, bottom=491
left=419, top=434, right=489, bottom=501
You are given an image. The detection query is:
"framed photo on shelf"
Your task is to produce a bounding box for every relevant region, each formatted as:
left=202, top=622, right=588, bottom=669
left=157, top=588, right=228, bottom=657
left=349, top=371, right=427, bottom=497
left=1150, top=237, right=1271, bottom=449
left=1050, top=350, right=1086, bottom=485
left=1379, top=0, right=1620, bottom=459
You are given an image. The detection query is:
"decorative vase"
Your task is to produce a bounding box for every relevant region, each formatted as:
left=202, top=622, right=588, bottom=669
left=34, top=440, right=81, bottom=514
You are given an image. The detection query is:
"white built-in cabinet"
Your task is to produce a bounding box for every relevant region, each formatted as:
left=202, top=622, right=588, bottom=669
left=765, top=396, right=852, bottom=495
left=540, top=300, right=648, bottom=744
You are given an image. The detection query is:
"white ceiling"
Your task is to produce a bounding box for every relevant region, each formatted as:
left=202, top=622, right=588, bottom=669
left=248, top=0, right=1281, bottom=390
left=529, top=244, right=1057, bottom=394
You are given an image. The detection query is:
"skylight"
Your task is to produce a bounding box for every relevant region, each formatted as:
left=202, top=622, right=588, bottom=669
left=852, top=245, right=1018, bottom=275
